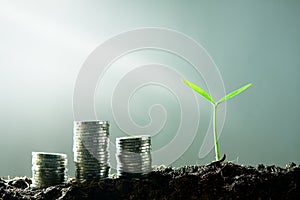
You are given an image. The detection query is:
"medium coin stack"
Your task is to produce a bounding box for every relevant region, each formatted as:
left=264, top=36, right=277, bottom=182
left=73, top=120, right=110, bottom=182
left=116, top=135, right=152, bottom=177
left=31, top=152, right=67, bottom=188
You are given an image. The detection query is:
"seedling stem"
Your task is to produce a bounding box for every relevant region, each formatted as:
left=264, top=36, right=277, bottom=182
left=182, top=78, right=251, bottom=161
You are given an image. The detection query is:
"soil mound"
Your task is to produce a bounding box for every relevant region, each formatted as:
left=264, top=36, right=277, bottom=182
left=1, top=162, right=299, bottom=199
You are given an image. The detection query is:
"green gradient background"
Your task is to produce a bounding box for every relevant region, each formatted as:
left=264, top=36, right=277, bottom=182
left=0, top=0, right=299, bottom=177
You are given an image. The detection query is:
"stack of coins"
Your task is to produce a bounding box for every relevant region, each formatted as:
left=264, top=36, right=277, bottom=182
left=73, top=120, right=110, bottom=182
left=31, top=152, right=67, bottom=188
left=116, top=135, right=152, bottom=177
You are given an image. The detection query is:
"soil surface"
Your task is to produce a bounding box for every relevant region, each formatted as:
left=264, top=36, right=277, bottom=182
left=1, top=160, right=299, bottom=199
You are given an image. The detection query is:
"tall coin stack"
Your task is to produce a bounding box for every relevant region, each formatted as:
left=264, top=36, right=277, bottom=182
left=116, top=135, right=152, bottom=177
left=73, top=120, right=110, bottom=182
left=31, top=152, right=67, bottom=188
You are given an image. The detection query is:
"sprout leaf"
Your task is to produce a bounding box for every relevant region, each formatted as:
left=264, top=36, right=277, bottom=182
left=217, top=83, right=252, bottom=105
left=181, top=78, right=215, bottom=104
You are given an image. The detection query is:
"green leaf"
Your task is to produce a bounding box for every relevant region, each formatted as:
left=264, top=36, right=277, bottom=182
left=217, top=83, right=252, bottom=105
left=181, top=78, right=215, bottom=104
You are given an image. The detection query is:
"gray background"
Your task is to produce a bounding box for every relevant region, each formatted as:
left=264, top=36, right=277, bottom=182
left=0, top=0, right=299, bottom=177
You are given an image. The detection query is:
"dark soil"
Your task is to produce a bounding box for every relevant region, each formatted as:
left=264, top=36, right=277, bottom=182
left=1, top=160, right=299, bottom=199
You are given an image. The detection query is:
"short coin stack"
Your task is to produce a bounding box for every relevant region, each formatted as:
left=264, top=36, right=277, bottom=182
left=31, top=152, right=67, bottom=188
left=116, top=135, right=152, bottom=177
left=73, top=120, right=110, bottom=182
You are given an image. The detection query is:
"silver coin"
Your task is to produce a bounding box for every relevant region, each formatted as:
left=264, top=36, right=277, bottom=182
left=116, top=139, right=150, bottom=143
left=117, top=158, right=152, bottom=166
left=74, top=142, right=109, bottom=148
left=32, top=152, right=67, bottom=157
left=117, top=143, right=150, bottom=148
left=116, top=142, right=150, bottom=146
left=74, top=136, right=109, bottom=141
left=74, top=140, right=109, bottom=145
left=74, top=125, right=109, bottom=129
left=74, top=132, right=109, bottom=136
left=74, top=144, right=109, bottom=150
left=116, top=150, right=150, bottom=154
left=74, top=149, right=109, bottom=154
left=116, top=160, right=152, bottom=165
left=116, top=152, right=151, bottom=156
left=74, top=143, right=109, bottom=148
left=117, top=161, right=152, bottom=166
left=75, top=167, right=110, bottom=172
left=32, top=169, right=67, bottom=174
left=74, top=151, right=109, bottom=156
left=116, top=145, right=150, bottom=150
left=74, top=157, right=109, bottom=161
left=74, top=134, right=109, bottom=140
left=116, top=155, right=150, bottom=158
left=75, top=163, right=109, bottom=167
left=116, top=155, right=151, bottom=161
left=75, top=168, right=109, bottom=172
left=117, top=135, right=150, bottom=140
left=117, top=145, right=150, bottom=150
left=74, top=123, right=109, bottom=127
left=74, top=127, right=109, bottom=131
left=74, top=120, right=109, bottom=125
left=73, top=147, right=108, bottom=151
left=74, top=159, right=109, bottom=164
left=32, top=161, right=67, bottom=165
left=75, top=134, right=107, bottom=138
left=74, top=134, right=109, bottom=139
left=74, top=158, right=109, bottom=163
left=79, top=164, right=109, bottom=168
left=74, top=125, right=109, bottom=130
left=76, top=168, right=109, bottom=173
left=74, top=130, right=109, bottom=134
left=75, top=131, right=109, bottom=135
left=74, top=146, right=109, bottom=151
left=75, top=161, right=109, bottom=166
left=116, top=149, right=150, bottom=154
left=116, top=156, right=152, bottom=162
left=117, top=142, right=150, bottom=148
left=75, top=169, right=109, bottom=174
left=74, top=148, right=109, bottom=153
left=116, top=150, right=150, bottom=155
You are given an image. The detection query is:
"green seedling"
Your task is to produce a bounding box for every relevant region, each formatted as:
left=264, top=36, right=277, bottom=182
left=182, top=79, right=252, bottom=161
